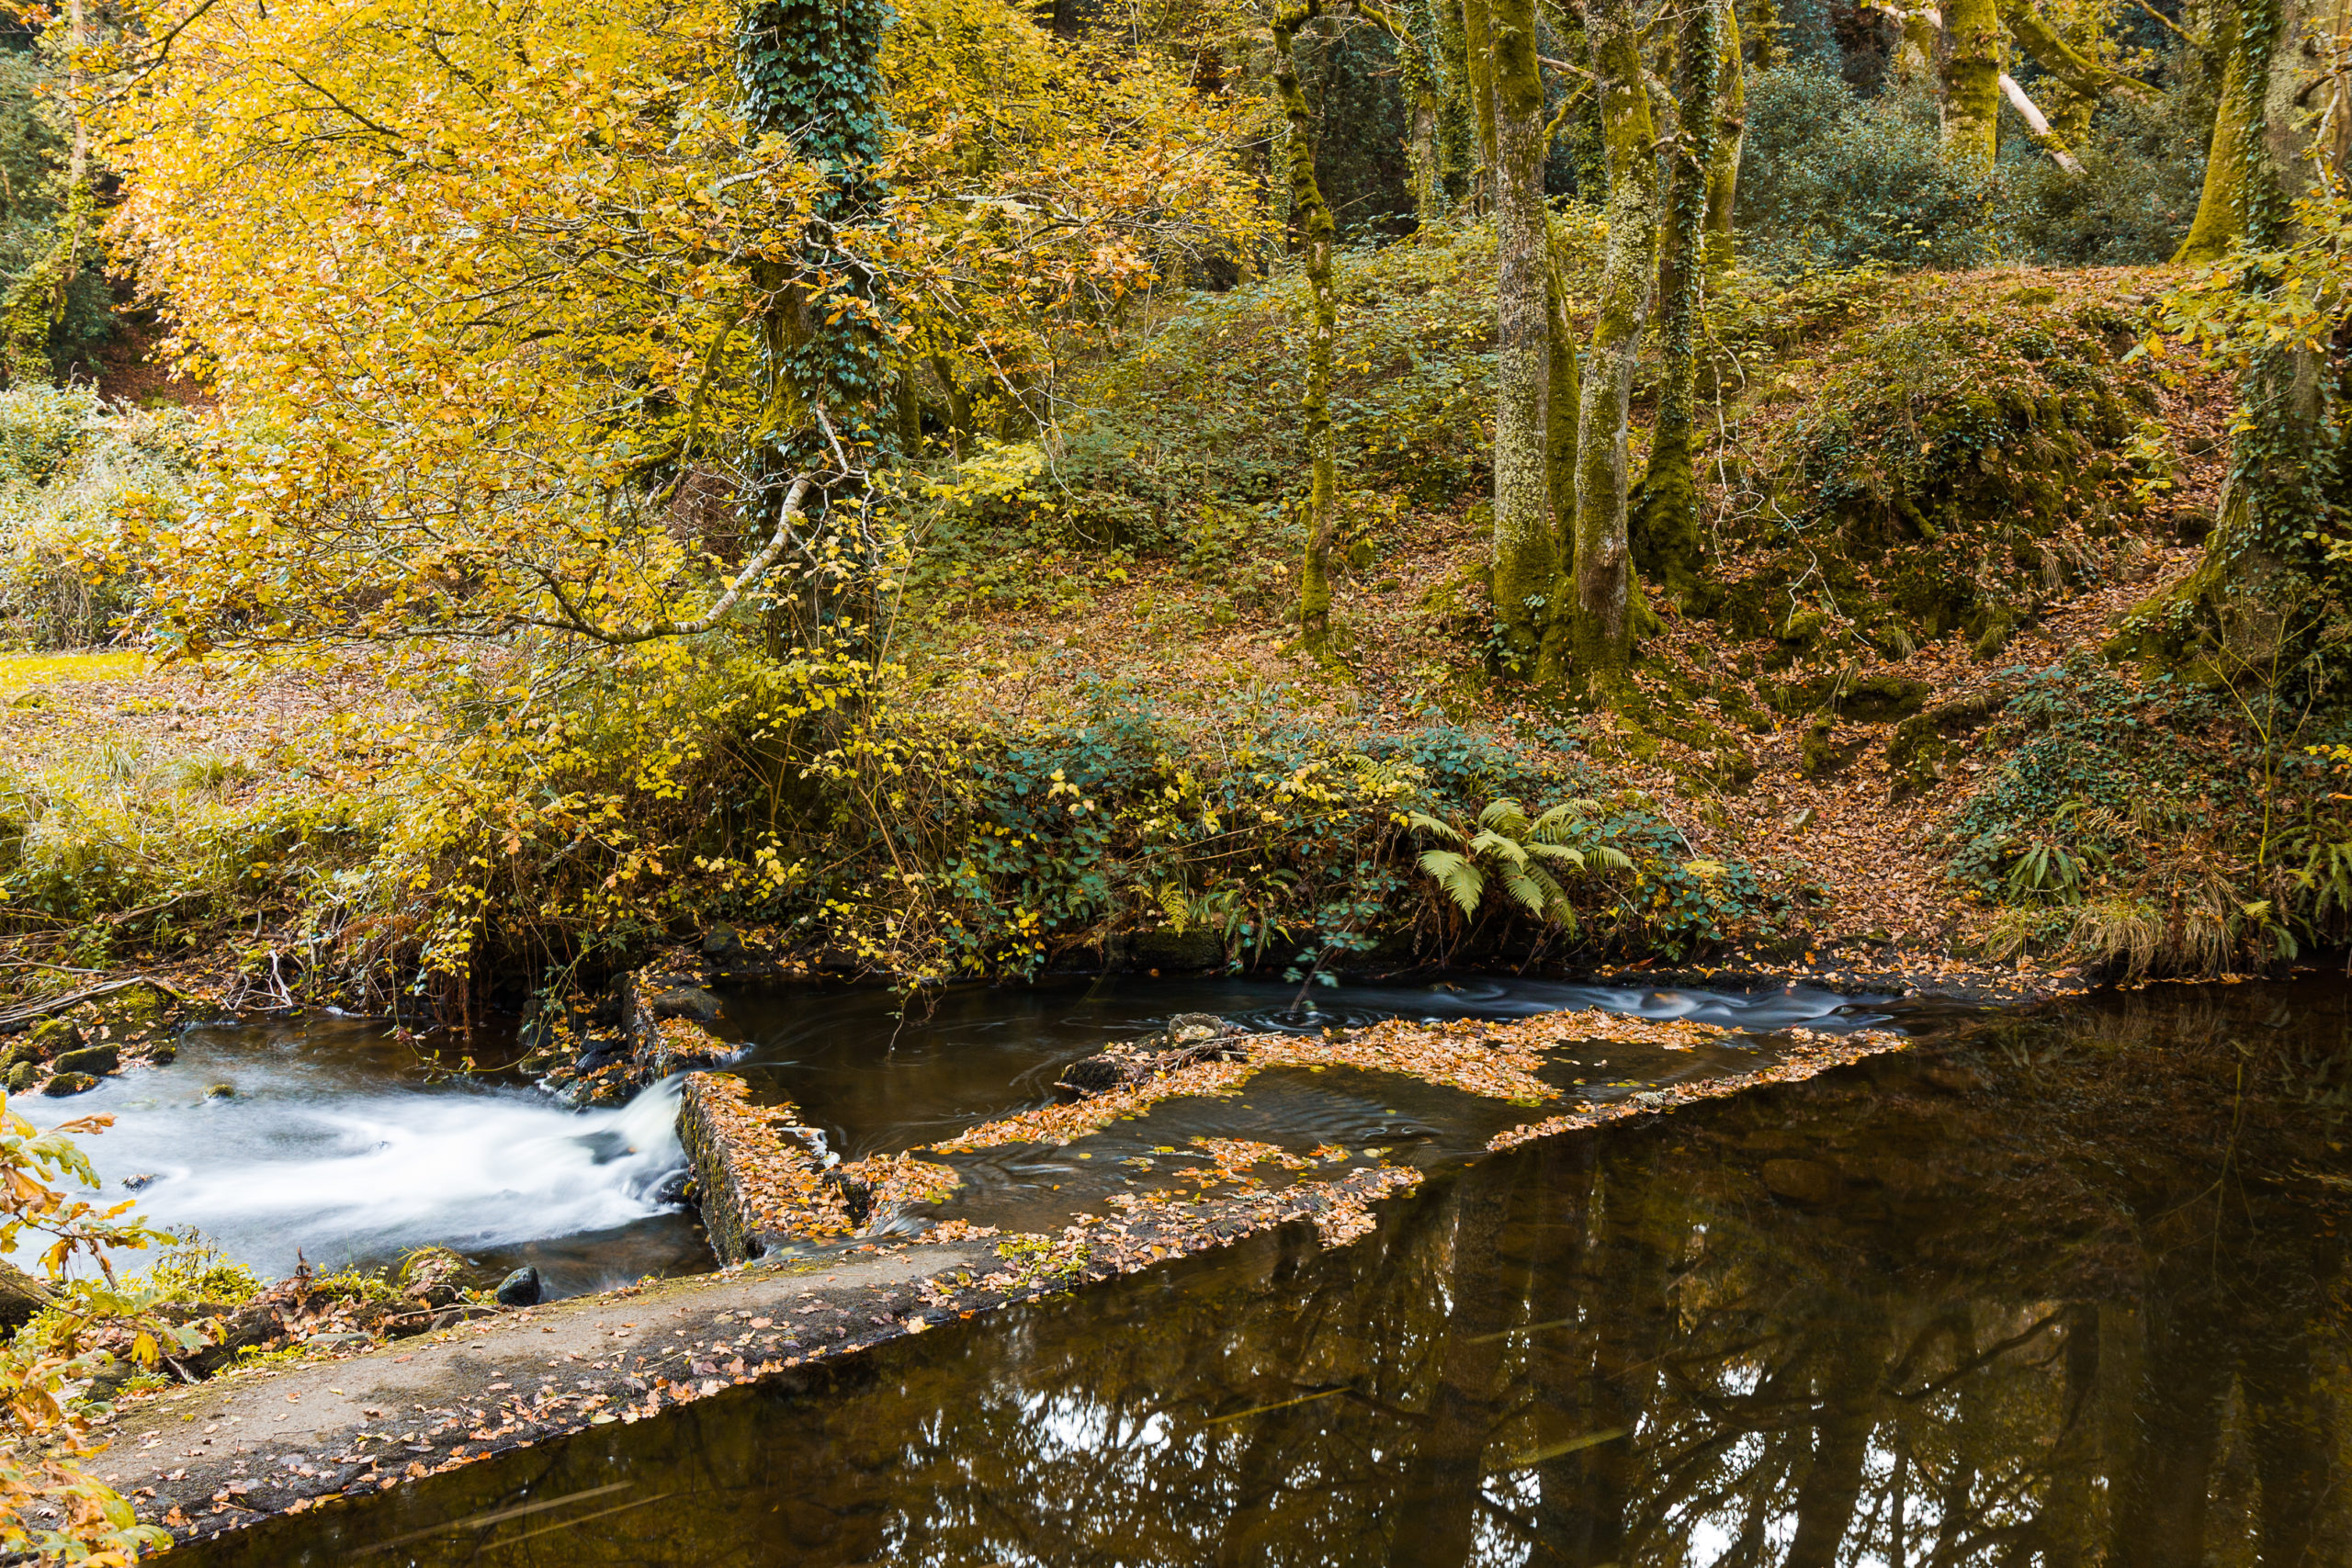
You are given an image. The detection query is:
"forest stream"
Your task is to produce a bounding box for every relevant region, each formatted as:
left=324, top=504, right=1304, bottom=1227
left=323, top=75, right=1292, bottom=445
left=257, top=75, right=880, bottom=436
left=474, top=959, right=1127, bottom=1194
left=78, top=976, right=2349, bottom=1566
left=16, top=978, right=1885, bottom=1292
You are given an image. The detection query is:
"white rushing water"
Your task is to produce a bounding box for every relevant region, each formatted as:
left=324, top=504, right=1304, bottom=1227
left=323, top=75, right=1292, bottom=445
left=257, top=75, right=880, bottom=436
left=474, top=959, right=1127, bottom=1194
left=12, top=1021, right=690, bottom=1284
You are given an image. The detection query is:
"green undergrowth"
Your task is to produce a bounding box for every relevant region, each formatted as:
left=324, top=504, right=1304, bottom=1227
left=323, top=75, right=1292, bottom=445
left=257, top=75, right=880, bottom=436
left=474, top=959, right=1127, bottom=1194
left=1936, top=655, right=2352, bottom=977
left=0, top=385, right=197, bottom=650
left=0, top=724, right=395, bottom=963
left=0, top=641, right=1813, bottom=1016
left=797, top=682, right=1809, bottom=979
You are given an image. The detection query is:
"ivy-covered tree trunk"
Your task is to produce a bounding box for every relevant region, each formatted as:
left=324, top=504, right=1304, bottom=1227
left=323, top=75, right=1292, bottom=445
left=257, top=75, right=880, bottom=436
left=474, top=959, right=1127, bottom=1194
left=1487, top=0, right=1559, bottom=671
left=1745, top=0, right=1784, bottom=65
left=1940, top=0, right=2003, bottom=173
left=737, top=0, right=893, bottom=657
left=1568, top=0, right=1661, bottom=682
left=2176, top=0, right=2249, bottom=264
left=1273, top=2, right=1343, bottom=658
left=1704, top=0, right=1744, bottom=271
left=1400, top=41, right=1445, bottom=227
left=1430, top=0, right=1478, bottom=208
left=1632, top=0, right=1722, bottom=605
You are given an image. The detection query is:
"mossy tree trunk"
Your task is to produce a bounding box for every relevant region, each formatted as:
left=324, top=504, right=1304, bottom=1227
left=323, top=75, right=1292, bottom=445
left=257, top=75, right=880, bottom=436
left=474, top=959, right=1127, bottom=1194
left=2206, top=0, right=2342, bottom=664
left=1940, top=0, right=2003, bottom=173
left=1274, top=1, right=1343, bottom=659
left=1462, top=0, right=1498, bottom=199
left=1402, top=44, right=1446, bottom=226
left=1632, top=0, right=1722, bottom=606
left=1368, top=3, right=1455, bottom=230
left=1486, top=0, right=1560, bottom=671
left=2133, top=0, right=2349, bottom=678
left=1705, top=0, right=1745, bottom=271
left=1568, top=0, right=1662, bottom=683
left=1430, top=0, right=1478, bottom=208
left=2175, top=0, right=2249, bottom=264
left=1545, top=219, right=1582, bottom=583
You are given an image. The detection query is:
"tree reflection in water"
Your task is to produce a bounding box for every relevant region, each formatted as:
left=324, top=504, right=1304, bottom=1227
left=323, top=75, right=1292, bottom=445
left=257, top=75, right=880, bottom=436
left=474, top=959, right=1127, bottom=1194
left=191, top=983, right=2352, bottom=1567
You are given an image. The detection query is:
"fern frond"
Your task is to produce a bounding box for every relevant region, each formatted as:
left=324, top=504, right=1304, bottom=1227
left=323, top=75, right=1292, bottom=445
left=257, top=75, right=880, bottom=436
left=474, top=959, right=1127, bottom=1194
left=1405, top=811, right=1464, bottom=844
left=1417, top=850, right=1485, bottom=917
left=1499, top=866, right=1548, bottom=917
left=1526, top=804, right=1587, bottom=841
left=1478, top=798, right=1531, bottom=835
left=1589, top=845, right=1634, bottom=872
left=1467, top=829, right=1529, bottom=868
left=1523, top=841, right=1587, bottom=867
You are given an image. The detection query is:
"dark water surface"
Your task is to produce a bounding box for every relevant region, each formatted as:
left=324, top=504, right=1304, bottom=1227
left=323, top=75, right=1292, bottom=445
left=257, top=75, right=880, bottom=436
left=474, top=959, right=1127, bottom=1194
left=724, top=974, right=1892, bottom=1158
left=731, top=976, right=1894, bottom=1235
left=183, top=981, right=2352, bottom=1566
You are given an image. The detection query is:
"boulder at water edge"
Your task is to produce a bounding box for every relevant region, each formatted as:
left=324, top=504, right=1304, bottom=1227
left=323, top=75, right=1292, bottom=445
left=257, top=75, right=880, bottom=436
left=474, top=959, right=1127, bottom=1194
left=494, top=1266, right=542, bottom=1307
left=52, top=1043, right=119, bottom=1077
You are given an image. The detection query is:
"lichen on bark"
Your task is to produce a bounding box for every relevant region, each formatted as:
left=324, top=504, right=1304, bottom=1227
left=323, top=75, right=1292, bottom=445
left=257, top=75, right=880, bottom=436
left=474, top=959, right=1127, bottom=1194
left=1486, top=0, right=1560, bottom=670
left=1568, top=0, right=1663, bottom=684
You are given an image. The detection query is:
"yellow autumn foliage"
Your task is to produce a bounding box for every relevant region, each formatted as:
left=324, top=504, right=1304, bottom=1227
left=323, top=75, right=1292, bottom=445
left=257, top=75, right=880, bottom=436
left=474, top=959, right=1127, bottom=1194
left=90, top=0, right=1264, bottom=658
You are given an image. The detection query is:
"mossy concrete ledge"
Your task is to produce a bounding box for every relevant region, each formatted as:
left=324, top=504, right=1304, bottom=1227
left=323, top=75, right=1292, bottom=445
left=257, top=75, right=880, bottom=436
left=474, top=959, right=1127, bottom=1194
left=678, top=1072, right=853, bottom=1265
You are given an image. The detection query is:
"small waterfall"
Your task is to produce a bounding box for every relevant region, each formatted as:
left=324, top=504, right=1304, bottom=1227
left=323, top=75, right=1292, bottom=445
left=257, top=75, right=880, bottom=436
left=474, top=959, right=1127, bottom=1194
left=18, top=1042, right=687, bottom=1284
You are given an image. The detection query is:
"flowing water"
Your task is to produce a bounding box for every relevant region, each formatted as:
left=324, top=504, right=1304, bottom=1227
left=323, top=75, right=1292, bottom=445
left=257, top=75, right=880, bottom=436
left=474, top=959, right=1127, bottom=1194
left=174, top=979, right=2352, bottom=1566
left=11, top=1017, right=706, bottom=1297
left=16, top=978, right=1882, bottom=1294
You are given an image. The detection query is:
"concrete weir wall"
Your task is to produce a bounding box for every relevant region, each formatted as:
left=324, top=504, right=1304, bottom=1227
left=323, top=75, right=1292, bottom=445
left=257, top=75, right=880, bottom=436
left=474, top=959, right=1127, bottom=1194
left=677, top=1071, right=854, bottom=1264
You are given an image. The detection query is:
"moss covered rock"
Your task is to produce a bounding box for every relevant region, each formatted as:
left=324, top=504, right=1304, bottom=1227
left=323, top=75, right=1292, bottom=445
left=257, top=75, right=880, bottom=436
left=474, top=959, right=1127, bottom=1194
left=25, top=1016, right=80, bottom=1059
left=1714, top=275, right=2165, bottom=657
left=51, top=1043, right=118, bottom=1077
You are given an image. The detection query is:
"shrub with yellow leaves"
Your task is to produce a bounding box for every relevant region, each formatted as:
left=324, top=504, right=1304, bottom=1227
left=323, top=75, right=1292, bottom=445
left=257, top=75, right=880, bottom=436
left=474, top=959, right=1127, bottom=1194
left=1, top=1095, right=195, bottom=1563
